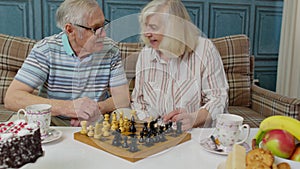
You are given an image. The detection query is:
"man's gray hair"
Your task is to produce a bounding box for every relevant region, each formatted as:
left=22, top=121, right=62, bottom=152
left=56, top=0, right=99, bottom=30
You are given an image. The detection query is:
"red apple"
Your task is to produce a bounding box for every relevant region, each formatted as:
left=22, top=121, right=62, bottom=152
left=262, top=129, right=295, bottom=159
left=290, top=143, right=300, bottom=161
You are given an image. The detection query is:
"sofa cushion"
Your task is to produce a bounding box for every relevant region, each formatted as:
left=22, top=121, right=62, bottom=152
left=0, top=34, right=36, bottom=104
left=211, top=35, right=251, bottom=107
left=228, top=106, right=263, bottom=128
left=0, top=34, right=36, bottom=72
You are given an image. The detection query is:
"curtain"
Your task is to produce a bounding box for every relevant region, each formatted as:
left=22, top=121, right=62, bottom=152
left=276, top=0, right=300, bottom=98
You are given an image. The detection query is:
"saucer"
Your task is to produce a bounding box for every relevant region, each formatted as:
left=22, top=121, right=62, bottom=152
left=41, top=128, right=62, bottom=144
left=199, top=137, right=250, bottom=155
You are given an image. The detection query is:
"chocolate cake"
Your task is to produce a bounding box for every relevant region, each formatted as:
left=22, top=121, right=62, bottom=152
left=0, top=120, right=43, bottom=168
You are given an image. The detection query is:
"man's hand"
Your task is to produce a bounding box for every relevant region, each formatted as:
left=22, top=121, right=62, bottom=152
left=70, top=118, right=81, bottom=127
left=72, top=97, right=101, bottom=124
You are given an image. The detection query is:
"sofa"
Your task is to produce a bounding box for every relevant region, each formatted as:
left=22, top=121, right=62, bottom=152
left=1, top=33, right=300, bottom=127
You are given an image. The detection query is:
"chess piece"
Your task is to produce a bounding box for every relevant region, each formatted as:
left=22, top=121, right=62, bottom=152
left=159, top=132, right=167, bottom=142
left=87, top=125, right=94, bottom=137
left=139, top=130, right=145, bottom=143
left=124, top=117, right=130, bottom=132
left=153, top=133, right=159, bottom=143
left=144, top=132, right=154, bottom=147
left=129, top=115, right=137, bottom=136
left=130, top=109, right=138, bottom=121
left=80, top=121, right=88, bottom=135
left=122, top=136, right=129, bottom=148
left=149, top=120, right=157, bottom=136
left=119, top=110, right=124, bottom=120
left=102, top=120, right=110, bottom=137
left=165, top=121, right=173, bottom=133
left=129, top=136, right=139, bottom=152
left=104, top=114, right=111, bottom=129
left=111, top=112, right=117, bottom=122
left=176, top=121, right=183, bottom=135
left=111, top=112, right=119, bottom=131
left=112, top=131, right=122, bottom=146
left=142, top=122, right=148, bottom=133
left=94, top=122, right=101, bottom=139
left=119, top=118, right=125, bottom=133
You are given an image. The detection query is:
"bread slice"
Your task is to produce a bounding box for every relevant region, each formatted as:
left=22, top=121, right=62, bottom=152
left=225, top=152, right=233, bottom=169
left=226, top=144, right=246, bottom=169
left=232, top=144, right=246, bottom=169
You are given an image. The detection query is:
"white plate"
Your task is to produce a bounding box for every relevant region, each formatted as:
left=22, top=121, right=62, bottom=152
left=217, top=156, right=300, bottom=169
left=199, top=137, right=250, bottom=155
left=217, top=161, right=226, bottom=169
left=41, top=128, right=62, bottom=144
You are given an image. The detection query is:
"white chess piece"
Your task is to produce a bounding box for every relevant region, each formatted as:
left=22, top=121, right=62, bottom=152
left=80, top=121, right=87, bottom=135
left=87, top=125, right=94, bottom=137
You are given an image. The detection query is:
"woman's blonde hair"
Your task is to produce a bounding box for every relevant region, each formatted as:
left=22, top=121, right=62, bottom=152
left=139, top=0, right=199, bottom=57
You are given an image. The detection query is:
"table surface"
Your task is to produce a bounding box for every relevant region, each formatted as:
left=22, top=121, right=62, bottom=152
left=17, top=126, right=258, bottom=169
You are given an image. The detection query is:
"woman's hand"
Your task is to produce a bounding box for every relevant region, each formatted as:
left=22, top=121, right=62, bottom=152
left=163, top=108, right=197, bottom=131
left=163, top=108, right=212, bottom=130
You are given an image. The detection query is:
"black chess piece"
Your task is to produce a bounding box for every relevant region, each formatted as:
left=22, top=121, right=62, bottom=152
left=176, top=121, right=183, bottom=135
left=128, top=136, right=139, bottom=152
left=159, top=132, right=167, bottom=142
left=153, top=133, right=160, bottom=143
left=149, top=120, right=156, bottom=134
left=159, top=125, right=165, bottom=134
left=139, top=130, right=145, bottom=143
left=112, top=130, right=122, bottom=146
left=144, top=132, right=154, bottom=147
left=142, top=122, right=148, bottom=134
left=165, top=121, right=173, bottom=133
left=122, top=136, right=129, bottom=148
left=129, top=115, right=137, bottom=135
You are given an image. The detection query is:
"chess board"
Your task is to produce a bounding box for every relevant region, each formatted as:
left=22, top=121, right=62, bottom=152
left=74, top=130, right=191, bottom=162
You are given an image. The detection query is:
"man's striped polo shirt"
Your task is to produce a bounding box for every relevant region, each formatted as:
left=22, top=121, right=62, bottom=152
left=15, top=32, right=128, bottom=102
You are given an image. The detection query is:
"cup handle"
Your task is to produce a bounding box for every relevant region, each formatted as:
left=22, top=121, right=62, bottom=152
left=235, top=124, right=250, bottom=145
left=17, top=109, right=27, bottom=120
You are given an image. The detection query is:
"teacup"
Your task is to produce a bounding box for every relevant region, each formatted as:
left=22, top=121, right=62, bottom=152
left=17, top=104, right=52, bottom=138
left=214, top=114, right=250, bottom=147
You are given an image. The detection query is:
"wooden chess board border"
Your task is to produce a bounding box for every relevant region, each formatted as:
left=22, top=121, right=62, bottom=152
left=74, top=131, right=191, bottom=162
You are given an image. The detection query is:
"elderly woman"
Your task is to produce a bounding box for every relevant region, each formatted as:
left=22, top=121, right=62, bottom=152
left=131, top=0, right=229, bottom=130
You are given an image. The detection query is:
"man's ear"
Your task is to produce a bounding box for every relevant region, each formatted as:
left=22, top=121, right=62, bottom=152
left=65, top=23, right=74, bottom=35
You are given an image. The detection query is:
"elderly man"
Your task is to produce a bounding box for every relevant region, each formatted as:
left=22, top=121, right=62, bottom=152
left=4, top=0, right=130, bottom=126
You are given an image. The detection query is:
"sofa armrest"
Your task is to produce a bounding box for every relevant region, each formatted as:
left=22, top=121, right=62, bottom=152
left=251, top=84, right=300, bottom=120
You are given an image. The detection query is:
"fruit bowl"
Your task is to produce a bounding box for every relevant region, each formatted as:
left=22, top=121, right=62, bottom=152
left=255, top=140, right=300, bottom=168
left=274, top=156, right=300, bottom=169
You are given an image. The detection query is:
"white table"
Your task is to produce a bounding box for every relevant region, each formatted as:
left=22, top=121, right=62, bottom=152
left=19, top=127, right=258, bottom=169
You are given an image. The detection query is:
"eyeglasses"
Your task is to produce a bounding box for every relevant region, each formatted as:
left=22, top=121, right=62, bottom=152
left=73, top=19, right=110, bottom=35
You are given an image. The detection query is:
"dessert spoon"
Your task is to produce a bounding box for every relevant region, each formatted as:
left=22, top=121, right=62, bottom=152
left=210, top=135, right=223, bottom=152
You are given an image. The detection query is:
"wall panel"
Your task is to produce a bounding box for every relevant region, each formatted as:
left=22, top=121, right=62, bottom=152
left=0, top=0, right=36, bottom=38
left=209, top=4, right=250, bottom=37
left=0, top=0, right=284, bottom=91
